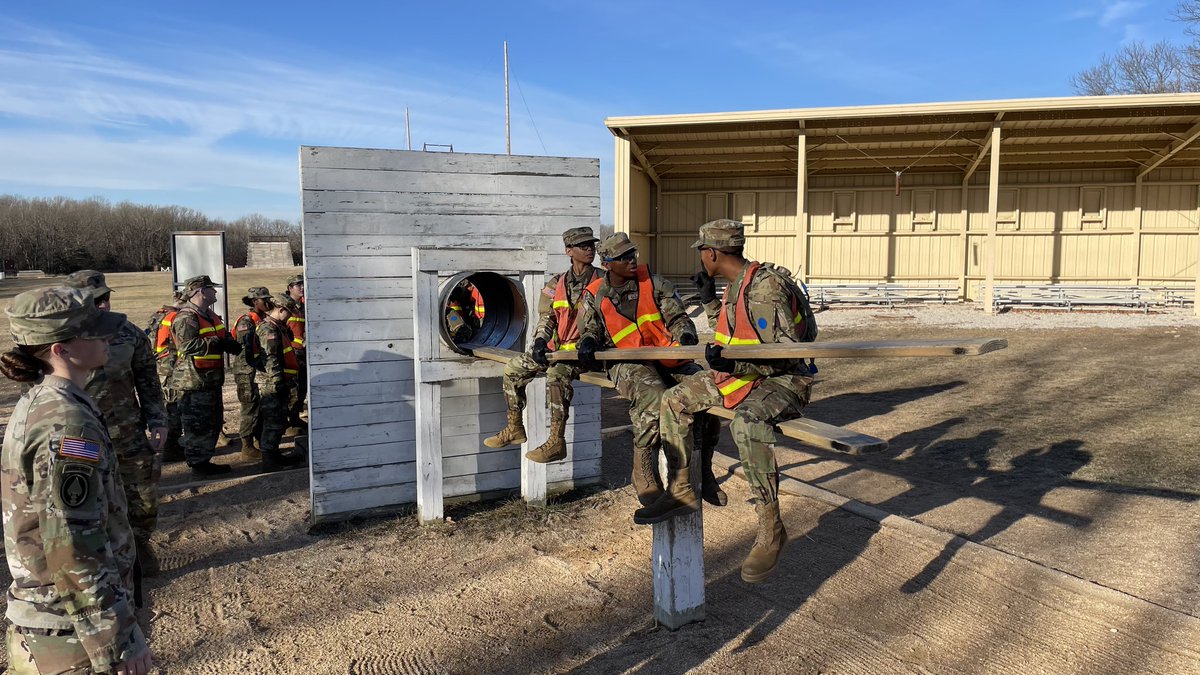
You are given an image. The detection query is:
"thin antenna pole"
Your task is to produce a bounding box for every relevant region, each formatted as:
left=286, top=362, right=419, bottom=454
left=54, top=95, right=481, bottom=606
left=504, top=40, right=511, bottom=155
left=405, top=107, right=411, bottom=151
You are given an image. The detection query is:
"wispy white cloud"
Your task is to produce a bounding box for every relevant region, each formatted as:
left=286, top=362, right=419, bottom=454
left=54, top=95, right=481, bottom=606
left=1099, top=0, right=1147, bottom=27
left=730, top=30, right=921, bottom=94
left=0, top=19, right=613, bottom=220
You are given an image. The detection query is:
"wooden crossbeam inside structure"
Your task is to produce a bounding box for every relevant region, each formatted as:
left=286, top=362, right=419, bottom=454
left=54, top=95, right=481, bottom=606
left=542, top=338, right=1007, bottom=362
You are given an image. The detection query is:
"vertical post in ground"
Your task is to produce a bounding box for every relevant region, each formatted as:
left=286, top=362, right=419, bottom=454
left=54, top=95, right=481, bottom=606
left=520, top=271, right=548, bottom=505
left=651, top=446, right=704, bottom=629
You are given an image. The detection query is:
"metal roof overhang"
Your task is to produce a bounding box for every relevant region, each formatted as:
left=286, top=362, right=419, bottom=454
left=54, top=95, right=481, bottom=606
left=605, top=94, right=1200, bottom=182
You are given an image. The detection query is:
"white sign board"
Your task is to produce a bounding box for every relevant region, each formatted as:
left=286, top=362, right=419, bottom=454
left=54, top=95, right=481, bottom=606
left=171, top=231, right=229, bottom=324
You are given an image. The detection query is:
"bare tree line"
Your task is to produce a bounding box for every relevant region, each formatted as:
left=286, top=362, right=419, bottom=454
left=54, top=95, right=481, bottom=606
left=1072, top=1, right=1200, bottom=95
left=0, top=195, right=301, bottom=274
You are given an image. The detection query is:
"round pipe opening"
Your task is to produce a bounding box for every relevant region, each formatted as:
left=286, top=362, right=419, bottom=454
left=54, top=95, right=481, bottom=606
left=439, top=271, right=528, bottom=355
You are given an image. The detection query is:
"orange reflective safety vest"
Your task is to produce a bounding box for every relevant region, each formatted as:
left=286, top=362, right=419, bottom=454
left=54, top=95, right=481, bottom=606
left=286, top=305, right=305, bottom=352
left=282, top=344, right=300, bottom=379
left=586, top=267, right=689, bottom=368
left=232, top=312, right=263, bottom=360
left=154, top=309, right=179, bottom=361
left=180, top=308, right=228, bottom=371
left=547, top=270, right=598, bottom=351
left=712, top=262, right=805, bottom=408
left=469, top=285, right=485, bottom=321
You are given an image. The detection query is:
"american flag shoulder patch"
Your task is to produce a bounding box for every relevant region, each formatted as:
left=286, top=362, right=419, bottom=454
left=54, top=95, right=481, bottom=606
left=58, top=436, right=102, bottom=463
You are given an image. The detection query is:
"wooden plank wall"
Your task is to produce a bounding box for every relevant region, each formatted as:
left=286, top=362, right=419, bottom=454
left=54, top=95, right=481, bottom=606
left=654, top=168, right=1200, bottom=296
left=300, top=147, right=603, bottom=520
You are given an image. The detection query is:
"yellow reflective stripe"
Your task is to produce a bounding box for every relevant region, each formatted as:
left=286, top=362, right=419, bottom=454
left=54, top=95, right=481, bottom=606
left=714, top=331, right=731, bottom=345
left=793, top=312, right=803, bottom=324
left=195, top=355, right=223, bottom=361
left=155, top=346, right=169, bottom=353
left=198, top=323, right=226, bottom=335
left=283, top=369, right=299, bottom=375
left=611, top=323, right=639, bottom=344
left=288, top=317, right=305, bottom=324
left=551, top=300, right=570, bottom=309
left=283, top=347, right=293, bottom=354
left=636, top=312, right=661, bottom=327
left=293, top=338, right=305, bottom=346
left=448, top=303, right=463, bottom=310
left=717, top=374, right=761, bottom=396
left=161, top=319, right=172, bottom=326
left=559, top=343, right=577, bottom=351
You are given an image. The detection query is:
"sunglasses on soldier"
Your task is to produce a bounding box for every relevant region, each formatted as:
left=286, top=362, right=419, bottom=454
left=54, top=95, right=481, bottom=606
left=604, top=250, right=637, bottom=263
left=571, top=242, right=595, bottom=250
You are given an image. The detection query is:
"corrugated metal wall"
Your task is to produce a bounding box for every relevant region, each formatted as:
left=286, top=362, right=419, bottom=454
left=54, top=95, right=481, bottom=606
left=651, top=169, right=1199, bottom=297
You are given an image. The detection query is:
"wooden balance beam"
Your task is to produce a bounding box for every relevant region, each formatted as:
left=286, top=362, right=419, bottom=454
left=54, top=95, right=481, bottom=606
left=470, top=346, right=888, bottom=456
left=546, top=337, right=1008, bottom=362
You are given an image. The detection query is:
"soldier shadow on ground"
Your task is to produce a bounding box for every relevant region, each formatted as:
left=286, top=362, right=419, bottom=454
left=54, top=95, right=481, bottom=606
left=561, top=404, right=1200, bottom=673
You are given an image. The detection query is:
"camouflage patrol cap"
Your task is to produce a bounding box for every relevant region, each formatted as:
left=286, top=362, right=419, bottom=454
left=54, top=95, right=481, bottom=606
left=181, top=274, right=218, bottom=298
left=6, top=286, right=125, bottom=345
left=64, top=269, right=114, bottom=298
left=274, top=293, right=297, bottom=312
left=692, top=219, right=746, bottom=253
left=242, top=286, right=272, bottom=306
left=286, top=274, right=304, bottom=287
left=597, top=233, right=637, bottom=261
left=562, top=226, right=599, bottom=247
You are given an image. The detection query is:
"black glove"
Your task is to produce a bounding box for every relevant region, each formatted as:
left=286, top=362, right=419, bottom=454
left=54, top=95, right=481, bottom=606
left=692, top=270, right=717, bottom=304
left=705, top=343, right=736, bottom=373
left=531, top=337, right=550, bottom=367
left=678, top=333, right=698, bottom=346
left=223, top=337, right=243, bottom=356
left=577, top=336, right=600, bottom=368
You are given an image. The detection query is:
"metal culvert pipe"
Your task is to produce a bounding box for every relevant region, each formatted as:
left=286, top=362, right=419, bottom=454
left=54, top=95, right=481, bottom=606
left=438, top=271, right=528, bottom=355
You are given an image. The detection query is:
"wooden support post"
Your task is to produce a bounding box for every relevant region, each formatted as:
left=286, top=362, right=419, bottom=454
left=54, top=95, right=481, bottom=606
left=615, top=137, right=632, bottom=235
left=412, top=253, right=444, bottom=524
left=984, top=122, right=1002, bottom=315
left=1131, top=177, right=1144, bottom=286
left=959, top=180, right=970, bottom=301
left=1195, top=227, right=1200, bottom=318
left=796, top=125, right=810, bottom=284
left=520, top=272, right=548, bottom=506
left=652, top=446, right=704, bottom=629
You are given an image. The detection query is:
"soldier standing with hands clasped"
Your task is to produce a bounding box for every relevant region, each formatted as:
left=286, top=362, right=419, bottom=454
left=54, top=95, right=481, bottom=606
left=65, top=270, right=169, bottom=577
left=169, top=274, right=241, bottom=477
left=657, top=219, right=818, bottom=584
left=255, top=298, right=307, bottom=472
left=232, top=287, right=273, bottom=461
left=1, top=287, right=154, bottom=675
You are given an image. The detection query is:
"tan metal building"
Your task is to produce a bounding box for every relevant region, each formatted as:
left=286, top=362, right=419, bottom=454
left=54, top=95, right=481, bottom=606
left=606, top=94, right=1200, bottom=312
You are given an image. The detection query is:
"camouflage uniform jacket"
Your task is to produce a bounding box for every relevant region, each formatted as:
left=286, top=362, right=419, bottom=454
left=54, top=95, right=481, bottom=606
left=85, top=317, right=168, bottom=441
left=255, top=316, right=292, bottom=395
left=579, top=270, right=697, bottom=348
left=168, top=304, right=227, bottom=391
left=232, top=311, right=265, bottom=376
left=147, top=305, right=177, bottom=386
left=533, top=266, right=603, bottom=346
left=1, top=375, right=143, bottom=670
left=703, top=261, right=810, bottom=379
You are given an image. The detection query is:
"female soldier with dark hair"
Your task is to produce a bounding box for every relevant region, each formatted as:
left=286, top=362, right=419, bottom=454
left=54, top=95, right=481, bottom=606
left=1, top=287, right=154, bottom=675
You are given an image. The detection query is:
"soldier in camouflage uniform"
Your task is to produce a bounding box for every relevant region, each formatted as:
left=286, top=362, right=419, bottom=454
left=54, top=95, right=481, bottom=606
left=65, top=270, right=169, bottom=578
left=147, top=291, right=185, bottom=461
left=170, top=275, right=242, bottom=477
left=656, top=219, right=817, bottom=584
left=577, top=233, right=722, bottom=513
left=282, top=274, right=308, bottom=434
left=484, top=227, right=603, bottom=463
left=1, top=287, right=154, bottom=675
left=232, top=287, right=273, bottom=461
left=255, top=299, right=306, bottom=472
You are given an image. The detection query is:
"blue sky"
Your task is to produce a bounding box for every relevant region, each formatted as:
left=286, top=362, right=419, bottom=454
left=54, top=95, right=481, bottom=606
left=0, top=1, right=1189, bottom=223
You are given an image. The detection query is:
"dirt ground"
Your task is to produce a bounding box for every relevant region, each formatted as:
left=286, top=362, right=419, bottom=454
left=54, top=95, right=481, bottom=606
left=2, top=271, right=1200, bottom=673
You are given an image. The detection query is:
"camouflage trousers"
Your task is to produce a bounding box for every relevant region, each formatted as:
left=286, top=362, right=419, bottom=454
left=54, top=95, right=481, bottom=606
left=259, top=380, right=295, bottom=454
left=502, top=352, right=581, bottom=424
left=287, top=360, right=307, bottom=427
left=163, top=386, right=183, bottom=451
left=661, top=371, right=812, bottom=502
left=235, top=373, right=261, bottom=440
left=608, top=362, right=719, bottom=467
left=112, top=432, right=162, bottom=543
left=5, top=624, right=148, bottom=675
left=179, top=387, right=224, bottom=466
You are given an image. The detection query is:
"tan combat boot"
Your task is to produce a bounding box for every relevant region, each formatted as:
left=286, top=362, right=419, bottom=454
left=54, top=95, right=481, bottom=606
left=700, top=443, right=727, bottom=507
left=525, top=413, right=567, bottom=463
left=484, top=409, right=527, bottom=449
left=631, top=445, right=664, bottom=506
left=740, top=500, right=788, bottom=584
left=240, top=436, right=262, bottom=461
left=136, top=538, right=160, bottom=577
left=632, top=451, right=699, bottom=525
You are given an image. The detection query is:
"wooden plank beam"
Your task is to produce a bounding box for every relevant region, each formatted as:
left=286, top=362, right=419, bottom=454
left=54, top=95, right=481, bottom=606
left=1005, top=123, right=1194, bottom=139
left=469, top=347, right=889, bottom=455
left=543, top=338, right=1008, bottom=361
left=1137, top=119, right=1200, bottom=178
left=984, top=122, right=1002, bottom=316
left=645, top=138, right=799, bottom=153
left=656, top=151, right=798, bottom=165
left=619, top=128, right=662, bottom=187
